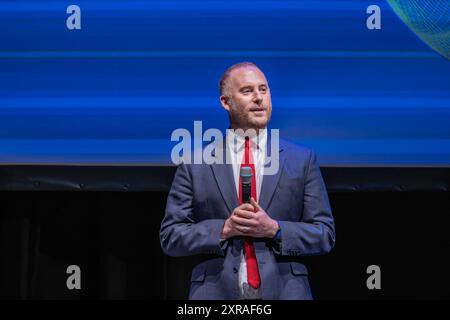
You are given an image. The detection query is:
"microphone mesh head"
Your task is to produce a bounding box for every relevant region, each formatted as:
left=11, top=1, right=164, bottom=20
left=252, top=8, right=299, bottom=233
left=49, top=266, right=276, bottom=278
left=240, top=166, right=253, bottom=184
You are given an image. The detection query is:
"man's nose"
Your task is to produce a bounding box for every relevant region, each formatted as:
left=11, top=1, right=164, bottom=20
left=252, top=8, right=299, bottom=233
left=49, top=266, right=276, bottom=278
left=253, top=91, right=263, bottom=104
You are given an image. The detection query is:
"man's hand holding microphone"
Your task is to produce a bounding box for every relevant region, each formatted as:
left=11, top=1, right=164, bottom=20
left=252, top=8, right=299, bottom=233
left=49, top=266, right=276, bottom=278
left=221, top=197, right=279, bottom=240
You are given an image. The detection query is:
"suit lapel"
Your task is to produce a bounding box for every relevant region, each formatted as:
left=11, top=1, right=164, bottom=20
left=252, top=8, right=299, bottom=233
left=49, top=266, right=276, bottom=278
left=259, top=134, right=285, bottom=211
left=210, top=139, right=238, bottom=215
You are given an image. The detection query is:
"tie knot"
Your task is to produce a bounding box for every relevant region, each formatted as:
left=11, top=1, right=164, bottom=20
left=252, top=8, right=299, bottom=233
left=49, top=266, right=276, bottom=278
left=245, top=136, right=258, bottom=150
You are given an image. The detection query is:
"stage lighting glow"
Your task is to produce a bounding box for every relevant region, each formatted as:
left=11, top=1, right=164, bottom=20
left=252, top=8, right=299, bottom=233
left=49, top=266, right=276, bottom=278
left=387, top=0, right=450, bottom=60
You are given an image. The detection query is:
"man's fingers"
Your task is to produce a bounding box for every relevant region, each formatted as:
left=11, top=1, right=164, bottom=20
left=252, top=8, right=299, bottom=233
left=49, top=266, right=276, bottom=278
left=233, top=204, right=254, bottom=217
left=231, top=215, right=257, bottom=227
left=239, top=203, right=255, bottom=211
left=227, top=218, right=248, bottom=234
left=235, top=224, right=252, bottom=234
left=250, top=197, right=262, bottom=211
left=234, top=209, right=255, bottom=219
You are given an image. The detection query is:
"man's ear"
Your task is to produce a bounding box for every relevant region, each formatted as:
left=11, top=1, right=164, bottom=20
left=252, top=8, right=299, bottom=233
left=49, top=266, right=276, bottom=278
left=220, top=95, right=230, bottom=112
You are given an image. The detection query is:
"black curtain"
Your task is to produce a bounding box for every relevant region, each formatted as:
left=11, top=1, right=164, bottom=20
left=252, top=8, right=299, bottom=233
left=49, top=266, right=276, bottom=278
left=1, top=190, right=449, bottom=299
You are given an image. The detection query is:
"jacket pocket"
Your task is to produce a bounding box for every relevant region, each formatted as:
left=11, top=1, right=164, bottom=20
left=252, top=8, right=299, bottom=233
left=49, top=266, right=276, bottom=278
left=290, top=262, right=309, bottom=276
left=191, top=265, right=206, bottom=283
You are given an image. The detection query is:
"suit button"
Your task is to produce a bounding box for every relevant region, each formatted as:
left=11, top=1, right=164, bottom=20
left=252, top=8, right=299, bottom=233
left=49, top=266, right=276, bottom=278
left=233, top=267, right=238, bottom=273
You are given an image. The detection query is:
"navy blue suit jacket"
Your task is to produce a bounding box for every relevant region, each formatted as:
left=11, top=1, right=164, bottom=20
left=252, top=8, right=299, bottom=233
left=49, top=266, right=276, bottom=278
left=160, top=136, right=335, bottom=299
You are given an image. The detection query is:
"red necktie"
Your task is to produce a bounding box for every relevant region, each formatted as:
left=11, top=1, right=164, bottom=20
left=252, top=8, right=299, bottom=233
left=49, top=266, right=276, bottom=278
left=238, top=137, right=261, bottom=289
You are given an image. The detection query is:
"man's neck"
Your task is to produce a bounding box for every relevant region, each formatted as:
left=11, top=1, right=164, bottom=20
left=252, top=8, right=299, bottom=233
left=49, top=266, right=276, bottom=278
left=228, top=125, right=267, bottom=137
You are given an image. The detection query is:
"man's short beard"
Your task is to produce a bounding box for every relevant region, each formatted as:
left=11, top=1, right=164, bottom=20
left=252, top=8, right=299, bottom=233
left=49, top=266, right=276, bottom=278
left=227, top=97, right=268, bottom=130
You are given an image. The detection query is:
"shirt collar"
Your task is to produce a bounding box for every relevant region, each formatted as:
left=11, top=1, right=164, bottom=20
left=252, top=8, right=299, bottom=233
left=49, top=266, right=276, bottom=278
left=226, top=128, right=267, bottom=154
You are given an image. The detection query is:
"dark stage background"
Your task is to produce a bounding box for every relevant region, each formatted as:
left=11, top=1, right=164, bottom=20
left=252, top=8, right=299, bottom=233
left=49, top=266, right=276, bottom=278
left=1, top=166, right=449, bottom=300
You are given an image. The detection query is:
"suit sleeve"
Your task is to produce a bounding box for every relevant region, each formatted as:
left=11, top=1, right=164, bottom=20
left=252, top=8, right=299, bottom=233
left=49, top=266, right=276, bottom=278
left=274, top=149, right=336, bottom=256
left=160, top=163, right=228, bottom=257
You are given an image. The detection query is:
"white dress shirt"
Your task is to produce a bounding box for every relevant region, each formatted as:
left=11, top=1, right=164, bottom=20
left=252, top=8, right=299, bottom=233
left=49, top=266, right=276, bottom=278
left=226, top=128, right=267, bottom=299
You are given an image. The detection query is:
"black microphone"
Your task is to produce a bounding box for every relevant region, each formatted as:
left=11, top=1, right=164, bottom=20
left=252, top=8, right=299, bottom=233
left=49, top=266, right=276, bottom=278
left=240, top=166, right=253, bottom=204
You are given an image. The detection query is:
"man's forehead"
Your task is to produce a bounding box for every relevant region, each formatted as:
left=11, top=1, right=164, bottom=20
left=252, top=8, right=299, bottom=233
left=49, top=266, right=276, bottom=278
left=229, top=66, right=267, bottom=86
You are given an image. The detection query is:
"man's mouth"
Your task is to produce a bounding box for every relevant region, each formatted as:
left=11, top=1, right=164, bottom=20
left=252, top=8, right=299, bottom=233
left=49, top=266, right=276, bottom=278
left=249, top=107, right=266, bottom=114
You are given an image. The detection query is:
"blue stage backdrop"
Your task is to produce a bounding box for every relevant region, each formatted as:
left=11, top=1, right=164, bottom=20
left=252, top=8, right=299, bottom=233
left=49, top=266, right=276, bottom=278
left=0, top=0, right=449, bottom=166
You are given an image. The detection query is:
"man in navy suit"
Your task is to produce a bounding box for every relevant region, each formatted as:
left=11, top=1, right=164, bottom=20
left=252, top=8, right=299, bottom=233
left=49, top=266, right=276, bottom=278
left=160, top=62, right=335, bottom=300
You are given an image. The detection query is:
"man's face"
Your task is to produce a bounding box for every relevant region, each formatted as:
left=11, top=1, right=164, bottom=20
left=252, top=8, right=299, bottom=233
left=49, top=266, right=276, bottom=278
left=220, top=66, right=272, bottom=131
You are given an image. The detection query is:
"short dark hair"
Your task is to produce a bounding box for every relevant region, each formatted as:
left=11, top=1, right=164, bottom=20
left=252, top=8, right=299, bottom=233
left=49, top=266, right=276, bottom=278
left=219, top=62, right=259, bottom=97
